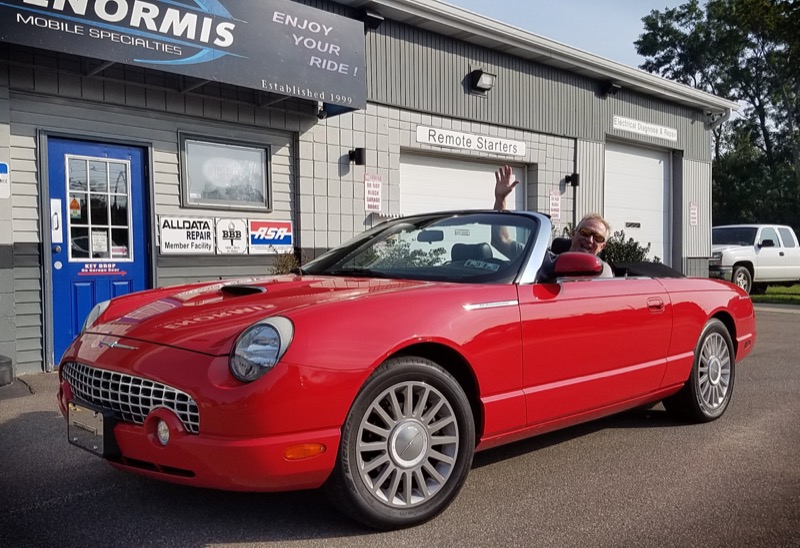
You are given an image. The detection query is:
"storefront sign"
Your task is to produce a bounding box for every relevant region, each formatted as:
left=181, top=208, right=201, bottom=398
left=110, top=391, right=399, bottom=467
left=215, top=218, right=248, bottom=254
left=365, top=173, right=382, bottom=213
left=248, top=220, right=293, bottom=254
left=612, top=116, right=678, bottom=142
left=416, top=126, right=526, bottom=157
left=0, top=0, right=366, bottom=109
left=0, top=162, right=9, bottom=199
left=159, top=216, right=215, bottom=254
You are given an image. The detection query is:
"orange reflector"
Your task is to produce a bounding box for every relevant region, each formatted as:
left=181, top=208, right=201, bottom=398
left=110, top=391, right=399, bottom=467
left=284, top=443, right=326, bottom=460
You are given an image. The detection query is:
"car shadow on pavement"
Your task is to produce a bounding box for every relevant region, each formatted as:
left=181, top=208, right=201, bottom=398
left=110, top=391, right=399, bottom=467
left=472, top=404, right=685, bottom=469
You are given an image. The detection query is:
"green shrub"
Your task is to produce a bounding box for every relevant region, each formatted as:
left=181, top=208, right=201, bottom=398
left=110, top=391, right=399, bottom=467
left=602, top=230, right=661, bottom=263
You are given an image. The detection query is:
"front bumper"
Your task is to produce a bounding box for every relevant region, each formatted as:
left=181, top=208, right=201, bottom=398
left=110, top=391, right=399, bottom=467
left=58, top=378, right=340, bottom=491
left=56, top=333, right=354, bottom=492
left=708, top=265, right=732, bottom=280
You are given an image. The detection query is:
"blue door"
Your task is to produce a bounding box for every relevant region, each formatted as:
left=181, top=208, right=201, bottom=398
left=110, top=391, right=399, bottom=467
left=48, top=138, right=150, bottom=364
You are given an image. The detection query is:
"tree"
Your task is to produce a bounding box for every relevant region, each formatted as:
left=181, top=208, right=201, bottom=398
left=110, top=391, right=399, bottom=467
left=635, top=0, right=800, bottom=232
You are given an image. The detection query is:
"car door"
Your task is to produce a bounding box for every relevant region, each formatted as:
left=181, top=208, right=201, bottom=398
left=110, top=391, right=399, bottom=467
left=777, top=227, right=800, bottom=280
left=518, top=277, right=672, bottom=426
left=754, top=226, right=785, bottom=281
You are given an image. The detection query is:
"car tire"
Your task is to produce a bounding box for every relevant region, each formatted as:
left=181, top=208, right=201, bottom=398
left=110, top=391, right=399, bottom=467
left=732, top=266, right=752, bottom=294
left=663, top=318, right=735, bottom=423
left=324, top=356, right=475, bottom=530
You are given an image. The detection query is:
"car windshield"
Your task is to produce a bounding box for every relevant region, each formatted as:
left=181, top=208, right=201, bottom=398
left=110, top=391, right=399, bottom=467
left=302, top=212, right=540, bottom=283
left=712, top=227, right=757, bottom=246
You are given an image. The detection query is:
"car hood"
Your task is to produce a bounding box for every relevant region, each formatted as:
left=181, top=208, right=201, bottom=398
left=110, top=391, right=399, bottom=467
left=87, top=275, right=432, bottom=355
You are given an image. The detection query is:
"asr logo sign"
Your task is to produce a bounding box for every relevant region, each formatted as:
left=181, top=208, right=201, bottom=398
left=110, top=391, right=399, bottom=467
left=249, top=220, right=293, bottom=254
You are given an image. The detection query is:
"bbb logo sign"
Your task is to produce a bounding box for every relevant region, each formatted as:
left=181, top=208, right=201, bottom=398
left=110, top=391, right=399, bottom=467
left=249, top=221, right=293, bottom=246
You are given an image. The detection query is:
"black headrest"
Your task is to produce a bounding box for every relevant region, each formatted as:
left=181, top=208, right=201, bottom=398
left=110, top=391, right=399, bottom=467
left=551, top=237, right=572, bottom=254
left=452, top=242, right=493, bottom=261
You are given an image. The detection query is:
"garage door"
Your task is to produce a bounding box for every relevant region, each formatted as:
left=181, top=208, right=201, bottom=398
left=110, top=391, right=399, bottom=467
left=400, top=154, right=525, bottom=214
left=604, top=141, right=671, bottom=264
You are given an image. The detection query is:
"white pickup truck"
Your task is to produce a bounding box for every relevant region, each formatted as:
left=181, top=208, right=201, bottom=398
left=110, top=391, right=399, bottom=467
left=709, top=224, right=800, bottom=294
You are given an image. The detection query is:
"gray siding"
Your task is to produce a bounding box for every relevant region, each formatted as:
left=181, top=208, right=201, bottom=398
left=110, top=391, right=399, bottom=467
left=364, top=20, right=710, bottom=162
left=681, top=158, right=713, bottom=258
left=575, top=140, right=605, bottom=222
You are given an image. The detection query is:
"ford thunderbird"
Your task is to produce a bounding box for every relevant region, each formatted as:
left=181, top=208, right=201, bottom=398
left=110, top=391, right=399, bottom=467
left=57, top=210, right=756, bottom=529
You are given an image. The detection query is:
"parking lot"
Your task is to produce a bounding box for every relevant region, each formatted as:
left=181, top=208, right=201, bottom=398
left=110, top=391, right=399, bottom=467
left=1, top=306, right=798, bottom=548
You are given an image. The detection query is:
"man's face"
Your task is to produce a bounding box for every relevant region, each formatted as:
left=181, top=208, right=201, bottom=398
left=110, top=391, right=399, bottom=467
left=569, top=219, right=607, bottom=255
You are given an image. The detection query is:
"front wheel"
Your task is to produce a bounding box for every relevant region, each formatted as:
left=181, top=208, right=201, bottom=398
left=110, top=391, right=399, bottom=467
left=663, top=318, right=735, bottom=422
left=325, top=356, right=475, bottom=530
left=732, top=266, right=752, bottom=294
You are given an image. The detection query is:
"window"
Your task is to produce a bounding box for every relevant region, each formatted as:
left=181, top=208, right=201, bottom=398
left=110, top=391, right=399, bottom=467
left=181, top=135, right=270, bottom=211
left=760, top=227, right=779, bottom=247
left=778, top=227, right=796, bottom=248
left=66, top=155, right=133, bottom=261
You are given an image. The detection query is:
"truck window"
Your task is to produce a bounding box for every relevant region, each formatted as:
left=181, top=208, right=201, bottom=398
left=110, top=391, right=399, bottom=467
left=760, top=227, right=780, bottom=247
left=778, top=228, right=797, bottom=248
left=712, top=227, right=757, bottom=246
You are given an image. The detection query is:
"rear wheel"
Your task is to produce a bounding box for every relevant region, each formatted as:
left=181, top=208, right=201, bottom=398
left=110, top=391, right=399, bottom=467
left=325, top=356, right=475, bottom=530
left=663, top=318, right=735, bottom=422
left=732, top=266, right=752, bottom=294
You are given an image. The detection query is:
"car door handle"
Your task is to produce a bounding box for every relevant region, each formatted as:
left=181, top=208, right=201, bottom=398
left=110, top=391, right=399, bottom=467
left=647, top=297, right=665, bottom=313
left=780, top=251, right=784, bottom=256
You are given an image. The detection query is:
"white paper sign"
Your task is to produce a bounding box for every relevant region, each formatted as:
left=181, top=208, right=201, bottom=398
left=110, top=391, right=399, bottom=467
left=215, top=218, right=248, bottom=254
left=689, top=202, right=698, bottom=226
left=0, top=162, right=9, bottom=199
left=549, top=190, right=561, bottom=222
left=160, top=216, right=215, bottom=255
left=365, top=173, right=382, bottom=213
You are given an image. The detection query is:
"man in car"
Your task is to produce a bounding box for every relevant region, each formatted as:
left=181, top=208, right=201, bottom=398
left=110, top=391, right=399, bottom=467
left=491, top=165, right=614, bottom=278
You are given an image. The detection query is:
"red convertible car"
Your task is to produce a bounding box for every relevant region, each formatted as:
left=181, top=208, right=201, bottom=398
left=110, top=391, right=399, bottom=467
left=58, top=210, right=756, bottom=529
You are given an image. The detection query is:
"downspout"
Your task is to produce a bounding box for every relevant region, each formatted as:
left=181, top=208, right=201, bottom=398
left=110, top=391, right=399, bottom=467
left=706, top=108, right=731, bottom=130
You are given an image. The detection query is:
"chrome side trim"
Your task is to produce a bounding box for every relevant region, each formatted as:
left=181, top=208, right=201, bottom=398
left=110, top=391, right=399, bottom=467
left=463, top=300, right=519, bottom=311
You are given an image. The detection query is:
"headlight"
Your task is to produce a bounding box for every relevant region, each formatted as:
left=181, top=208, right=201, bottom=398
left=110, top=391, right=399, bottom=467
left=230, top=316, right=294, bottom=382
left=82, top=300, right=111, bottom=332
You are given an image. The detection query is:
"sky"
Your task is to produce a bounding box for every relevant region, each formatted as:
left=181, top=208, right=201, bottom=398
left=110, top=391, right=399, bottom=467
left=443, top=0, right=694, bottom=69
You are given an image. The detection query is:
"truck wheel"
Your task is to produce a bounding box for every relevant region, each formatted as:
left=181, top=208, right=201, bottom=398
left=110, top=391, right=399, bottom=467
left=750, top=283, right=767, bottom=295
left=732, top=266, right=752, bottom=294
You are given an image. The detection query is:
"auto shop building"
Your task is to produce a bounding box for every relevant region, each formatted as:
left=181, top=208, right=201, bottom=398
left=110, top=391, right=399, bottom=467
left=0, top=0, right=738, bottom=376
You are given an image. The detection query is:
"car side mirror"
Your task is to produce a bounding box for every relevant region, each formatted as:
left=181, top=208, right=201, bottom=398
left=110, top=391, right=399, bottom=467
left=553, top=252, right=603, bottom=277
left=758, top=239, right=775, bottom=248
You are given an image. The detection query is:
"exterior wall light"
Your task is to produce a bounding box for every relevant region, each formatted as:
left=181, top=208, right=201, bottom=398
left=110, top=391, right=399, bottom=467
left=469, top=69, right=496, bottom=94
left=349, top=148, right=367, bottom=165
left=601, top=81, right=622, bottom=97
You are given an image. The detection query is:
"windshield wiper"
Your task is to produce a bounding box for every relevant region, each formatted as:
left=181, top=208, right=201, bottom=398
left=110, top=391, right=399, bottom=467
left=325, top=267, right=393, bottom=278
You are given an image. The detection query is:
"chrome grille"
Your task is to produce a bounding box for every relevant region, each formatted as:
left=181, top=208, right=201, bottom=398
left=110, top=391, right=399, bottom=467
left=62, top=362, right=200, bottom=434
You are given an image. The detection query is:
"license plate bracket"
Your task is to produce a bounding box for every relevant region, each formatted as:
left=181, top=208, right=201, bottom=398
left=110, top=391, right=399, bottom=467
left=67, top=401, right=119, bottom=458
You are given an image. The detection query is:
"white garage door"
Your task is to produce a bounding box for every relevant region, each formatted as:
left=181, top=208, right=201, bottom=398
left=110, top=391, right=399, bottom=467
left=604, top=141, right=671, bottom=264
left=400, top=154, right=525, bottom=214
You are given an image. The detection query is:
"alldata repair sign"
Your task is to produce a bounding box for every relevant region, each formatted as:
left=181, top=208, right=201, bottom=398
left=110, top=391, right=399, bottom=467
left=249, top=220, right=293, bottom=254
left=0, top=0, right=366, bottom=109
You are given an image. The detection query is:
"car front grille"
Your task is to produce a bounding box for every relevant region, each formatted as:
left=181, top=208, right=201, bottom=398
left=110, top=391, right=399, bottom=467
left=62, top=361, right=200, bottom=434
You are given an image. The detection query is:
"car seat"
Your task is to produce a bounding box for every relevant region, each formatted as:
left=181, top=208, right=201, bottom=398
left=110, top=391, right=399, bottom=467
left=551, top=237, right=571, bottom=254
left=451, top=242, right=493, bottom=261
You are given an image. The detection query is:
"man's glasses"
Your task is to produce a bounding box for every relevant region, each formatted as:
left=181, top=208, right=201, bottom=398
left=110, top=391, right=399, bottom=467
left=577, top=227, right=606, bottom=244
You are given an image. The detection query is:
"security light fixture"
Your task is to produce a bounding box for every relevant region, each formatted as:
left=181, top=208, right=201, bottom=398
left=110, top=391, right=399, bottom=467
left=349, top=148, right=367, bottom=165
left=601, top=81, right=621, bottom=97
left=469, top=69, right=497, bottom=94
